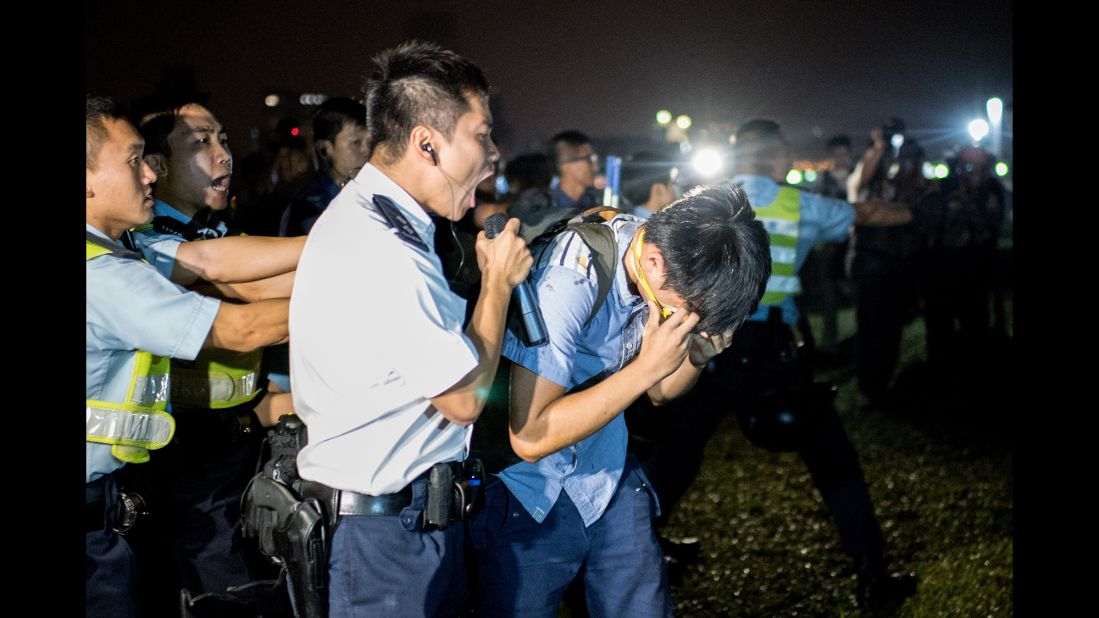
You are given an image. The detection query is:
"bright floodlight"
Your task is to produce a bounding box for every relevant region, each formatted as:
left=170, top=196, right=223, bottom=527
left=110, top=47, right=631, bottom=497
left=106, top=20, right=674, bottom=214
left=891, top=133, right=905, bottom=149
left=987, top=97, right=1003, bottom=124
left=264, top=94, right=280, bottom=108
left=692, top=149, right=723, bottom=177
left=995, top=162, right=1009, bottom=176
left=675, top=114, right=692, bottom=129
left=656, top=110, right=672, bottom=126
left=803, top=170, right=818, bottom=183
left=786, top=169, right=803, bottom=184
left=968, top=118, right=990, bottom=142
left=934, top=163, right=950, bottom=179
left=922, top=161, right=936, bottom=179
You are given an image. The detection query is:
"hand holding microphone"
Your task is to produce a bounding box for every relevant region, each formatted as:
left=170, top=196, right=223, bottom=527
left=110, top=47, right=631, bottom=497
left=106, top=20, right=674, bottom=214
left=480, top=214, right=546, bottom=346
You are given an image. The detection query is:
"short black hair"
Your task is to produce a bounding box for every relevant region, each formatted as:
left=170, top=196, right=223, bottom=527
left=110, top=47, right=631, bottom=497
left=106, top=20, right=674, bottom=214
left=87, top=95, right=126, bottom=170
left=550, top=130, right=592, bottom=167
left=313, top=96, right=366, bottom=143
left=644, top=184, right=772, bottom=335
left=364, top=40, right=490, bottom=164
left=733, top=118, right=787, bottom=175
left=621, top=151, right=675, bottom=206
left=505, top=152, right=555, bottom=193
left=130, top=93, right=209, bottom=159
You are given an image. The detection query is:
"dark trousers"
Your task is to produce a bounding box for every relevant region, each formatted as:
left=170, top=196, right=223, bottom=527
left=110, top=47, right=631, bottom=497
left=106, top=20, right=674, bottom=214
left=127, top=407, right=265, bottom=615
left=853, top=267, right=915, bottom=401
left=799, top=240, right=848, bottom=352
left=327, top=478, right=468, bottom=618
left=631, top=320, right=885, bottom=558
left=922, top=248, right=990, bottom=367
left=86, top=472, right=138, bottom=618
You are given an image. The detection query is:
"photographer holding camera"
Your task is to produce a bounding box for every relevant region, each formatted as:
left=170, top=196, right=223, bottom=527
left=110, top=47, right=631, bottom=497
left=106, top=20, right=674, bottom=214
left=847, top=118, right=929, bottom=408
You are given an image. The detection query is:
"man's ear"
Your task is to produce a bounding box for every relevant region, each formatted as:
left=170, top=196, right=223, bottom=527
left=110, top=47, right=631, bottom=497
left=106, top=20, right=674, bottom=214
left=144, top=153, right=168, bottom=177
left=409, top=126, right=436, bottom=165
left=315, top=139, right=334, bottom=165
left=86, top=174, right=94, bottom=198
left=642, top=242, right=667, bottom=281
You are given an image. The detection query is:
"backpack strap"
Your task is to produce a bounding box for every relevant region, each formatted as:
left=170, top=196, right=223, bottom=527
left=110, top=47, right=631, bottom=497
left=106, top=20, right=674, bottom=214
left=566, top=221, right=618, bottom=328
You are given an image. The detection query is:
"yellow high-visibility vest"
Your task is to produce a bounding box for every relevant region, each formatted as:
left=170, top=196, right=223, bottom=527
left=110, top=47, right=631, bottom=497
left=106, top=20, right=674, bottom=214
left=86, top=238, right=176, bottom=463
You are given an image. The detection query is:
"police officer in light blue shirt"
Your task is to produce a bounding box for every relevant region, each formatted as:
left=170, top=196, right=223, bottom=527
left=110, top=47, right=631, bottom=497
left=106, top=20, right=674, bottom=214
left=121, top=99, right=304, bottom=611
left=470, top=185, right=772, bottom=617
left=85, top=96, right=291, bottom=618
left=708, top=119, right=916, bottom=610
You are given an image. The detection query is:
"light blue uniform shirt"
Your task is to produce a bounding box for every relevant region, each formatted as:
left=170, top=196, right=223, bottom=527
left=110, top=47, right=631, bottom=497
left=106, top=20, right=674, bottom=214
left=499, top=214, right=648, bottom=526
left=129, top=199, right=229, bottom=279
left=729, top=174, right=855, bottom=324
left=86, top=224, right=221, bottom=483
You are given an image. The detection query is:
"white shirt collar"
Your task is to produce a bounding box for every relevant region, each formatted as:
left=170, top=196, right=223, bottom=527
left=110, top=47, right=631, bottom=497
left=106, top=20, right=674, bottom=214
left=351, top=164, right=436, bottom=237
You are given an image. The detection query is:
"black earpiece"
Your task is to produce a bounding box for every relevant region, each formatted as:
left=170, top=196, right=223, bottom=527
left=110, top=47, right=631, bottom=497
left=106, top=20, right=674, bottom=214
left=422, top=143, right=438, bottom=165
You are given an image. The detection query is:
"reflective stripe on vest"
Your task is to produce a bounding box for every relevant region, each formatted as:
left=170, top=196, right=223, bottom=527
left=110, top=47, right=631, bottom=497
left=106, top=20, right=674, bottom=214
left=752, top=186, right=802, bottom=306
left=169, top=347, right=263, bottom=409
left=86, top=239, right=177, bottom=463
left=129, top=221, right=264, bottom=409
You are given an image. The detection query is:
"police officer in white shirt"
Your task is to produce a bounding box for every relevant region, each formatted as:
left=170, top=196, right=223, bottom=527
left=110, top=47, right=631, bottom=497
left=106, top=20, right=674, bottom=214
left=288, top=41, right=532, bottom=617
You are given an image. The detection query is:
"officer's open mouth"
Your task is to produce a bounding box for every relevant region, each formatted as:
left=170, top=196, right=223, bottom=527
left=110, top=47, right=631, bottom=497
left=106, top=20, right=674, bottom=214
left=211, top=175, right=231, bottom=193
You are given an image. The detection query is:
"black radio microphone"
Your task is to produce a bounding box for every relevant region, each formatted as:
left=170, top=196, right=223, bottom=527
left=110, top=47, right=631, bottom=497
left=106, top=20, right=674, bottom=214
left=483, top=214, right=548, bottom=347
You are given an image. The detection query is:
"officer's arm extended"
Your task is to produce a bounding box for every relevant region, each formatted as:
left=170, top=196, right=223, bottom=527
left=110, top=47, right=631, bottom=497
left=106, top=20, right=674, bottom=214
left=509, top=301, right=698, bottom=463
left=853, top=200, right=913, bottom=226
left=190, top=270, right=296, bottom=302
left=204, top=298, right=290, bottom=352
left=430, top=218, right=532, bottom=426
left=170, top=235, right=307, bottom=286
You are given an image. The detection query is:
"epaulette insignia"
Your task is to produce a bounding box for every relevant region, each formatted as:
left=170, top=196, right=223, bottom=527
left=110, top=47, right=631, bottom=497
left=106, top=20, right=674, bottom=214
left=369, top=194, right=430, bottom=253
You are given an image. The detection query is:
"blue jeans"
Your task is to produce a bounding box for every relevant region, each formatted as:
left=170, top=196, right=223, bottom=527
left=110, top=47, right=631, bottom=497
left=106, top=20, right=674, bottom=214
left=470, top=457, right=673, bottom=617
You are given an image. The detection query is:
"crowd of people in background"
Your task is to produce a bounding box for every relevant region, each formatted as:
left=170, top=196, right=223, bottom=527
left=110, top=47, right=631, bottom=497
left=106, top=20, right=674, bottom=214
left=87, top=39, right=1012, bottom=618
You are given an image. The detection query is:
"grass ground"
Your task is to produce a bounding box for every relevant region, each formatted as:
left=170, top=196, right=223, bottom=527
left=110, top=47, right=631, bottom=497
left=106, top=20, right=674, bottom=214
left=662, top=297, right=1013, bottom=617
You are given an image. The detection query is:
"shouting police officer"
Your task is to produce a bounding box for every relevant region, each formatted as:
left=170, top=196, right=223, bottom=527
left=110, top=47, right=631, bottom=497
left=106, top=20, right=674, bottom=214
left=288, top=41, right=531, bottom=617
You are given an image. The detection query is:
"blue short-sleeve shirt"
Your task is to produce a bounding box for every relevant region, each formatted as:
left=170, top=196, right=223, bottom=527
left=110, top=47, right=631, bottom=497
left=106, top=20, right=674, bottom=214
left=730, top=174, right=855, bottom=324
left=86, top=224, right=221, bottom=482
left=498, top=214, right=649, bottom=526
left=129, top=199, right=229, bottom=279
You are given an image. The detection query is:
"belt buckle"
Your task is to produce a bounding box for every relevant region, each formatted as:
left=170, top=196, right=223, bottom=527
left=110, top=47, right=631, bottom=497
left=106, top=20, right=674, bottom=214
left=112, top=491, right=148, bottom=535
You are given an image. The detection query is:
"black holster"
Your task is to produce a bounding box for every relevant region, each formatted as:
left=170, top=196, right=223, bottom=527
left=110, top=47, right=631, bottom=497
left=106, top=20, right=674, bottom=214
left=424, top=458, right=485, bottom=530
left=275, top=495, right=327, bottom=618
left=240, top=415, right=327, bottom=617
left=241, top=475, right=327, bottom=618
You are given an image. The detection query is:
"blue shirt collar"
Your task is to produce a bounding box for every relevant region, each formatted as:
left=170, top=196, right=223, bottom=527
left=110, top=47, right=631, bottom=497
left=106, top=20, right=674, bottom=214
left=152, top=199, right=193, bottom=224
left=153, top=199, right=229, bottom=237
left=612, top=218, right=647, bottom=310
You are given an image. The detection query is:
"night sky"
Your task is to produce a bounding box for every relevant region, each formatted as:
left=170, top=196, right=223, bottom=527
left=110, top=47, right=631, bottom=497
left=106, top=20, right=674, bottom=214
left=87, top=0, right=1013, bottom=161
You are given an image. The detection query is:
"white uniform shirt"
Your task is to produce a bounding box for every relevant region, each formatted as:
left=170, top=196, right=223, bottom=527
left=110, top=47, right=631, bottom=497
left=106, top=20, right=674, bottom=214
left=290, top=164, right=478, bottom=495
